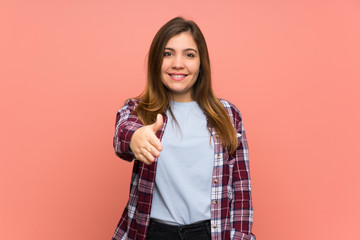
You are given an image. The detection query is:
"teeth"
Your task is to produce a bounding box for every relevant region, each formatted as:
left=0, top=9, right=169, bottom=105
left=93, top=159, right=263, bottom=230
left=170, top=74, right=186, bottom=78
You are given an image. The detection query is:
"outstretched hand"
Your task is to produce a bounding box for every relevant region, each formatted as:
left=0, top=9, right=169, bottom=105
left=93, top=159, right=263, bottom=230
left=130, top=114, right=163, bottom=165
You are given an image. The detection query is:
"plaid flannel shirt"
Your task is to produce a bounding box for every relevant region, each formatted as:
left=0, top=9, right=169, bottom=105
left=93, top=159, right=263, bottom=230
left=112, top=99, right=255, bottom=240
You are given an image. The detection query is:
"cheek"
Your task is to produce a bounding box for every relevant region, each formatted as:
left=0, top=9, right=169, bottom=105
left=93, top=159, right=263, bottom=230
left=191, top=62, right=201, bottom=76
left=161, top=59, right=170, bottom=72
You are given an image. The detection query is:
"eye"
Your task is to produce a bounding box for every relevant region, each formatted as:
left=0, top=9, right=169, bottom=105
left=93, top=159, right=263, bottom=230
left=164, top=51, right=172, bottom=57
left=186, top=53, right=195, bottom=58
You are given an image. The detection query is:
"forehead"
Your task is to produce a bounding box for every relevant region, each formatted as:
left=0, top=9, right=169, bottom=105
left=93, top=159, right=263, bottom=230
left=165, top=32, right=198, bottom=50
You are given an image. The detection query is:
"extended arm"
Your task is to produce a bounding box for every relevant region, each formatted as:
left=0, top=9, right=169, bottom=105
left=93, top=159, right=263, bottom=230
left=113, top=99, right=163, bottom=164
left=113, top=99, right=143, bottom=161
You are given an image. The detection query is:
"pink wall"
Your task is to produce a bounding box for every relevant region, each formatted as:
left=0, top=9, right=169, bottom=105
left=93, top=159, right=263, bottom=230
left=1, top=0, right=359, bottom=239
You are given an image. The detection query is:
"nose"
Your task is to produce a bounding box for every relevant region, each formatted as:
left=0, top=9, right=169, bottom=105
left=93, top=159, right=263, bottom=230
left=171, top=55, right=184, bottom=69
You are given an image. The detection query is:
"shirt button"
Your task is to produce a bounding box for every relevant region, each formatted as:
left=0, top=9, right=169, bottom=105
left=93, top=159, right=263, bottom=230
left=213, top=179, right=218, bottom=184
left=217, top=154, right=221, bottom=158
left=212, top=200, right=217, bottom=205
left=212, top=225, right=217, bottom=228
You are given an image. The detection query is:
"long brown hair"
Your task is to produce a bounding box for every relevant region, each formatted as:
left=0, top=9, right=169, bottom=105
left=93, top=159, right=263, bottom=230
left=135, top=17, right=238, bottom=154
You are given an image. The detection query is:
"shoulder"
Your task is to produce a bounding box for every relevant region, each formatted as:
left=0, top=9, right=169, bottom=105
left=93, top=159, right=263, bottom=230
left=118, top=98, right=141, bottom=112
left=218, top=98, right=242, bottom=120
left=218, top=99, right=244, bottom=131
left=124, top=98, right=141, bottom=107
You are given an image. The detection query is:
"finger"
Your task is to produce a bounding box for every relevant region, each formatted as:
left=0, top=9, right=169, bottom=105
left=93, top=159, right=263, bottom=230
left=144, top=151, right=156, bottom=165
left=141, top=147, right=156, bottom=161
left=148, top=136, right=162, bottom=151
left=151, top=114, right=164, bottom=133
left=136, top=153, right=153, bottom=165
left=145, top=144, right=160, bottom=158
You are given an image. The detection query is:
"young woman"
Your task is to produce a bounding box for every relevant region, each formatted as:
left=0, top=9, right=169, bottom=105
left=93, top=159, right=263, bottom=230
left=112, top=17, right=255, bottom=240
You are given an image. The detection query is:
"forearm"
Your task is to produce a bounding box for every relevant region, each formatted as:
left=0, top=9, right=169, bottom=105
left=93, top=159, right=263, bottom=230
left=113, top=99, right=143, bottom=161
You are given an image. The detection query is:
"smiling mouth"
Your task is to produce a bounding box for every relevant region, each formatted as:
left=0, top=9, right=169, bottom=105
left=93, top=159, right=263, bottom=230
left=168, top=74, right=188, bottom=81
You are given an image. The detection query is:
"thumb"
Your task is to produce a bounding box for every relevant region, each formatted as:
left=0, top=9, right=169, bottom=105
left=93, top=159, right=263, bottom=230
left=151, top=114, right=164, bottom=133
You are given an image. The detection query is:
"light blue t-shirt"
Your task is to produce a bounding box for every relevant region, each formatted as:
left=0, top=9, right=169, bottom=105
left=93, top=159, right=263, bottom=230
left=150, top=101, right=214, bottom=225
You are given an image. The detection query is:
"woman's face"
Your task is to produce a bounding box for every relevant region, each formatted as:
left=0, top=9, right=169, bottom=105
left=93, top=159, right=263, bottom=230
left=161, top=32, right=200, bottom=102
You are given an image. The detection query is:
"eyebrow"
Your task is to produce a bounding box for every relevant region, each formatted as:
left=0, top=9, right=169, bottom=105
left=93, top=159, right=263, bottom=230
left=165, top=47, right=198, bottom=53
